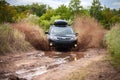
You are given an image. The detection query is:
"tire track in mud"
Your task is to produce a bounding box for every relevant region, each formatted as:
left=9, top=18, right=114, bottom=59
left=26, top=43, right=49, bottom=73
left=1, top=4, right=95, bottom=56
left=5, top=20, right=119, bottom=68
left=0, top=49, right=106, bottom=80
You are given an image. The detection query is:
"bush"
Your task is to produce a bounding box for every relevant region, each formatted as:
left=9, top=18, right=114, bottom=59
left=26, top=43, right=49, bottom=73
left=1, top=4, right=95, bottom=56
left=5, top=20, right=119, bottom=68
left=39, top=15, right=61, bottom=31
left=73, top=16, right=106, bottom=49
left=24, top=14, right=39, bottom=25
left=0, top=24, right=32, bottom=54
left=39, top=20, right=50, bottom=30
left=105, top=24, right=120, bottom=68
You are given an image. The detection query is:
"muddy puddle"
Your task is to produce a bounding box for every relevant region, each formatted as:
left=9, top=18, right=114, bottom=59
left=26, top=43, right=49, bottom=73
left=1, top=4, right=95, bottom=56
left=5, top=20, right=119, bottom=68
left=44, top=51, right=84, bottom=61
left=0, top=49, right=104, bottom=80
left=15, top=66, right=47, bottom=80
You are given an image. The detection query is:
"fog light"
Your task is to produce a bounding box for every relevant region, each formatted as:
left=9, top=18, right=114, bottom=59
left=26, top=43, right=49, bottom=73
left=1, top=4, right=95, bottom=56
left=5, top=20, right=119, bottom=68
left=50, top=43, right=53, bottom=46
left=74, top=44, right=77, bottom=47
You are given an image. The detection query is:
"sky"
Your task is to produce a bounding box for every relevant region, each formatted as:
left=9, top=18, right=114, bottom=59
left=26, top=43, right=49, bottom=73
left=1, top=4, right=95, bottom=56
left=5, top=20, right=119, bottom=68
left=6, top=0, right=120, bottom=9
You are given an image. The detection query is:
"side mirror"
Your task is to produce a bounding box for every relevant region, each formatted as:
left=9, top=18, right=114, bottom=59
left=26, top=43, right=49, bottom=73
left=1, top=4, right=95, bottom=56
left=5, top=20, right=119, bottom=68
left=75, top=33, right=78, bottom=36
left=45, top=31, right=49, bottom=34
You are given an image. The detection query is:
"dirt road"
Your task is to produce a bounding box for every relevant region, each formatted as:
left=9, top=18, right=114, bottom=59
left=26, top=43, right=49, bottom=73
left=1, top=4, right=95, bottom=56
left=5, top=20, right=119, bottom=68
left=0, top=48, right=107, bottom=80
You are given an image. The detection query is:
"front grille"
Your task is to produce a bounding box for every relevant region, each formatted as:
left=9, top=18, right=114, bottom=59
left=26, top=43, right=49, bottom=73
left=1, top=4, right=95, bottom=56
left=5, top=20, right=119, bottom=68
left=57, top=37, right=71, bottom=40
left=65, top=38, right=71, bottom=40
left=57, top=38, right=63, bottom=40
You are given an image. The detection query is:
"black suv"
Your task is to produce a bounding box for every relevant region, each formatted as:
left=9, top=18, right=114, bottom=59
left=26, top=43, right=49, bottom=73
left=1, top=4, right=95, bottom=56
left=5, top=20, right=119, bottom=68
left=45, top=20, right=78, bottom=49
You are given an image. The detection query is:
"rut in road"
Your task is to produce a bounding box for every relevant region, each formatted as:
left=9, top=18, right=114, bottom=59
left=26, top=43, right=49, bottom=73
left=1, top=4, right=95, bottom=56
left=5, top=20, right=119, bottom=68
left=0, top=49, right=106, bottom=80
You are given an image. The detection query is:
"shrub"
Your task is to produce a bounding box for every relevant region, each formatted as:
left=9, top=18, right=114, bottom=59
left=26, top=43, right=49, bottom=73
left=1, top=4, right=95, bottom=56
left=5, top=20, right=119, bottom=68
left=39, top=20, right=50, bottom=30
left=0, top=24, right=32, bottom=54
left=24, top=14, right=39, bottom=25
left=73, top=16, right=106, bottom=49
left=39, top=15, right=61, bottom=31
left=105, top=24, right=120, bottom=68
left=12, top=22, right=49, bottom=51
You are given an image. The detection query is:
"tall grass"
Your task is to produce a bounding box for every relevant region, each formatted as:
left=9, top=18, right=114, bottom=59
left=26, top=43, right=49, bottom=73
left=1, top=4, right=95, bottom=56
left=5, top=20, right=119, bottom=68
left=0, top=24, right=33, bottom=54
left=73, top=16, right=106, bottom=49
left=105, top=24, right=120, bottom=69
left=12, top=22, right=49, bottom=50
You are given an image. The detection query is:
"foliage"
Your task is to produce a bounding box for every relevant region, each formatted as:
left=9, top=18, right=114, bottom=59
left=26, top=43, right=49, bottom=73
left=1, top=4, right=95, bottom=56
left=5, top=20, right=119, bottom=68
left=39, top=20, right=50, bottom=30
left=14, top=3, right=47, bottom=17
left=29, top=3, right=47, bottom=16
left=90, top=0, right=120, bottom=29
left=13, top=10, right=30, bottom=22
left=0, top=24, right=32, bottom=54
left=69, top=0, right=82, bottom=15
left=105, top=24, right=120, bottom=68
left=90, top=0, right=102, bottom=21
left=100, top=8, right=120, bottom=29
left=39, top=9, right=55, bottom=20
left=0, top=0, right=17, bottom=23
left=24, top=14, right=39, bottom=25
left=0, top=0, right=119, bottom=30
left=12, top=3, right=49, bottom=22
left=39, top=14, right=61, bottom=30
left=55, top=4, right=71, bottom=20
left=80, top=9, right=90, bottom=16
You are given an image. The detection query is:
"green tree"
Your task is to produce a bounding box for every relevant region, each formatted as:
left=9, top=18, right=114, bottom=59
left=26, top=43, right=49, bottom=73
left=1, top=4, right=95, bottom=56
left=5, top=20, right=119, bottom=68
left=0, top=0, right=16, bottom=23
left=13, top=10, right=30, bottom=22
left=39, top=9, right=55, bottom=20
left=79, top=9, right=90, bottom=16
left=39, top=9, right=56, bottom=30
left=0, top=0, right=8, bottom=5
left=55, top=4, right=71, bottom=20
left=90, top=0, right=102, bottom=21
left=14, top=5, right=29, bottom=13
left=14, top=3, right=48, bottom=17
left=100, top=7, right=120, bottom=29
left=69, top=0, right=82, bottom=15
left=100, top=8, right=113, bottom=29
left=30, top=3, right=47, bottom=16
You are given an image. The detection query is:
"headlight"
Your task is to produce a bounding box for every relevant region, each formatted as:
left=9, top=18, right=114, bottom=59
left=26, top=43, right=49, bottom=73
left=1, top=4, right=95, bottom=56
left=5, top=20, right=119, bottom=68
left=50, top=36, right=58, bottom=40
left=71, top=37, right=77, bottom=40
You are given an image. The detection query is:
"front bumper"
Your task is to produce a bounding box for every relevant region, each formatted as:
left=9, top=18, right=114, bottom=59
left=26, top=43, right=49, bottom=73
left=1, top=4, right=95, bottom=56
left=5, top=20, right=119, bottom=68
left=49, top=39, right=77, bottom=48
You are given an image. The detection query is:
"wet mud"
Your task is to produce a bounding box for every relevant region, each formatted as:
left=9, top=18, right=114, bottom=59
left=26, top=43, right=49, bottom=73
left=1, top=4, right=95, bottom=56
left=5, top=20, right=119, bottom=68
left=0, top=49, right=106, bottom=80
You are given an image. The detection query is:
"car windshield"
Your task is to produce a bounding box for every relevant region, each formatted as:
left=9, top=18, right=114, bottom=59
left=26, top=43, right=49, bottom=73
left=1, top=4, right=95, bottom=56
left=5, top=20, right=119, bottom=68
left=50, top=27, right=74, bottom=35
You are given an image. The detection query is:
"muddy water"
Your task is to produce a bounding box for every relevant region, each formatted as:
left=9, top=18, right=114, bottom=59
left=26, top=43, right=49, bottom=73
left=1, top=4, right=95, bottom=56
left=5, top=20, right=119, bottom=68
left=0, top=49, right=103, bottom=80
left=15, top=66, right=47, bottom=80
left=13, top=52, right=83, bottom=80
left=44, top=51, right=84, bottom=61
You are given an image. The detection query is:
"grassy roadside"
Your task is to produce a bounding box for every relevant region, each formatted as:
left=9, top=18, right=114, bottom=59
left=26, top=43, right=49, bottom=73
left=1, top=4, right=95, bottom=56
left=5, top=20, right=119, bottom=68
left=0, top=21, right=49, bottom=54
left=0, top=24, right=33, bottom=54
left=105, top=24, right=120, bottom=70
left=60, top=55, right=120, bottom=80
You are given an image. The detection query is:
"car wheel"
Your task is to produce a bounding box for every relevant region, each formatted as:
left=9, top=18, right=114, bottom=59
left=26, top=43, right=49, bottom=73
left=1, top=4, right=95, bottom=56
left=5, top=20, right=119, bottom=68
left=49, top=46, right=55, bottom=51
